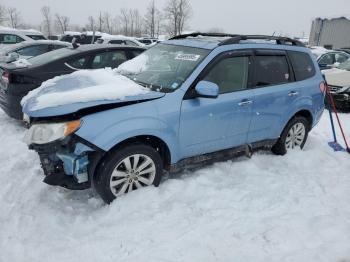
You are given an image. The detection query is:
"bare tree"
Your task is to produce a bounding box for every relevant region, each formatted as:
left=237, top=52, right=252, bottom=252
left=41, top=6, right=52, bottom=36
left=103, top=12, right=113, bottom=34
left=55, top=14, right=69, bottom=34
left=0, top=5, right=7, bottom=25
left=97, top=11, right=104, bottom=32
left=86, top=16, right=95, bottom=31
left=7, top=7, right=21, bottom=28
left=119, top=8, right=129, bottom=36
left=133, top=9, right=143, bottom=37
left=164, top=0, right=192, bottom=36
left=144, top=0, right=162, bottom=37
left=129, top=9, right=142, bottom=37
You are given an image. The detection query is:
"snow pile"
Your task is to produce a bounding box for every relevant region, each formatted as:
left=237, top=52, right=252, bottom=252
left=117, top=53, right=149, bottom=75
left=0, top=109, right=350, bottom=262
left=21, top=68, right=149, bottom=110
left=13, top=58, right=32, bottom=67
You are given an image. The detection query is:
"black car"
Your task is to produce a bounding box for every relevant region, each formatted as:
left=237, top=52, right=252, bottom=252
left=60, top=34, right=102, bottom=45
left=0, top=44, right=145, bottom=119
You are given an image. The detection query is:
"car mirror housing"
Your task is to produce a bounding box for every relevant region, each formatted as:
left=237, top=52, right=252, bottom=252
left=195, top=81, right=219, bottom=98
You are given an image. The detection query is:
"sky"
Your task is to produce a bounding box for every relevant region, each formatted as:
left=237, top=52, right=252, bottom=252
left=2, top=0, right=350, bottom=37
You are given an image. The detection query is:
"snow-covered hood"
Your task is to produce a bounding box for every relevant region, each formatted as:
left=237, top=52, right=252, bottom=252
left=323, top=68, right=350, bottom=87
left=22, top=69, right=165, bottom=118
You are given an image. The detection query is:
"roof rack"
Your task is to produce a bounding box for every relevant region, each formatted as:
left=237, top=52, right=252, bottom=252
left=219, top=35, right=305, bottom=47
left=169, top=33, right=305, bottom=47
left=169, top=32, right=240, bottom=40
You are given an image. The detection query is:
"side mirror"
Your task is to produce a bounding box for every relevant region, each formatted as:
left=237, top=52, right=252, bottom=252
left=7, top=52, right=20, bottom=62
left=195, top=81, right=219, bottom=98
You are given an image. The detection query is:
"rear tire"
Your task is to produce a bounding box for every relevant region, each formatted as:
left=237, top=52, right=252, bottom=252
left=272, top=116, right=310, bottom=156
left=94, top=144, right=163, bottom=204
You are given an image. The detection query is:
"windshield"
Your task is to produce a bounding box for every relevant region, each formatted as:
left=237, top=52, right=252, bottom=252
left=117, top=43, right=210, bottom=92
left=337, top=59, right=350, bottom=71
left=27, top=47, right=76, bottom=66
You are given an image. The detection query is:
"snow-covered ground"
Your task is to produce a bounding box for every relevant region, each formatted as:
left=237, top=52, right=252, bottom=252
left=1, top=109, right=350, bottom=262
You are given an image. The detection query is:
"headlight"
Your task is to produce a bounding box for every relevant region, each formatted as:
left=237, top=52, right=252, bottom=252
left=24, top=120, right=81, bottom=145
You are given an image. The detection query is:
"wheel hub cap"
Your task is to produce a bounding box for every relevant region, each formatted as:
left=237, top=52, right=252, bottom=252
left=109, top=154, right=156, bottom=197
left=285, top=122, right=306, bottom=149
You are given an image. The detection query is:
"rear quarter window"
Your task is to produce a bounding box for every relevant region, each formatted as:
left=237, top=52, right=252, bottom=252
left=26, top=35, right=46, bottom=40
left=288, top=51, right=315, bottom=81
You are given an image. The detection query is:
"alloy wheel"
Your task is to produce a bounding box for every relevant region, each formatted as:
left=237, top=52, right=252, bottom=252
left=285, top=122, right=306, bottom=149
left=109, top=154, right=156, bottom=196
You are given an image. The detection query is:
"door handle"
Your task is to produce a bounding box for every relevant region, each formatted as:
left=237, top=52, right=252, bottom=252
left=288, top=91, right=299, bottom=97
left=238, top=100, right=253, bottom=106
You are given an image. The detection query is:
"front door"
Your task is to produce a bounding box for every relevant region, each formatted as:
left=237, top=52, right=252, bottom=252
left=179, top=54, right=254, bottom=158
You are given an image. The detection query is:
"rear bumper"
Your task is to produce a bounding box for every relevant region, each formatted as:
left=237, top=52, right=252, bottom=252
left=0, top=90, right=23, bottom=120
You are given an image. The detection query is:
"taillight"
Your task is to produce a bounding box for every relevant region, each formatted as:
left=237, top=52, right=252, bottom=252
left=320, top=81, right=327, bottom=93
left=1, top=71, right=10, bottom=85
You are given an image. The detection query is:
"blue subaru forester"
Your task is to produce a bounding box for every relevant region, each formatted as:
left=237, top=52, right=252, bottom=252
left=23, top=33, right=325, bottom=203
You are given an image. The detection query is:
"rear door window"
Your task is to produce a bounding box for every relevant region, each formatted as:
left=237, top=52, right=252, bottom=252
left=91, top=50, right=127, bottom=69
left=0, top=34, right=24, bottom=44
left=288, top=51, right=315, bottom=81
left=66, top=56, right=90, bottom=69
left=335, top=53, right=349, bottom=63
left=26, top=35, right=46, bottom=40
left=253, top=55, right=291, bottom=87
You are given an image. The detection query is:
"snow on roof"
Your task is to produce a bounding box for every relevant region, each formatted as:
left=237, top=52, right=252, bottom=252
left=21, top=68, right=149, bottom=110
left=0, top=26, right=42, bottom=34
left=63, top=31, right=104, bottom=36
left=100, top=34, right=134, bottom=40
left=63, top=31, right=82, bottom=36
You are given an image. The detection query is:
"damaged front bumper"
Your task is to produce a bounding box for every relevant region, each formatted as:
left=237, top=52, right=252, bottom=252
left=29, top=136, right=104, bottom=190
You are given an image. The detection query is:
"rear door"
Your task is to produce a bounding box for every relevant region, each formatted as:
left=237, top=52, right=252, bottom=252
left=247, top=50, right=298, bottom=143
left=179, top=51, right=255, bottom=158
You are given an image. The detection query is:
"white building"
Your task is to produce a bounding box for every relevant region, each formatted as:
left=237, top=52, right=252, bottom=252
left=309, top=16, right=350, bottom=49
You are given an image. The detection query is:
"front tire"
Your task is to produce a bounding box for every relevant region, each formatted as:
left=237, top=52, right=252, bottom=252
left=272, top=116, right=310, bottom=155
left=94, top=144, right=163, bottom=204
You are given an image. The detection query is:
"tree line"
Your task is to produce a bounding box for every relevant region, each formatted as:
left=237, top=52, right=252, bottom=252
left=0, top=0, right=192, bottom=38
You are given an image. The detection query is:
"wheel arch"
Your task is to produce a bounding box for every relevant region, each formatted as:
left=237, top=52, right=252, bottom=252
left=293, top=109, right=313, bottom=129
left=104, top=135, right=172, bottom=171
